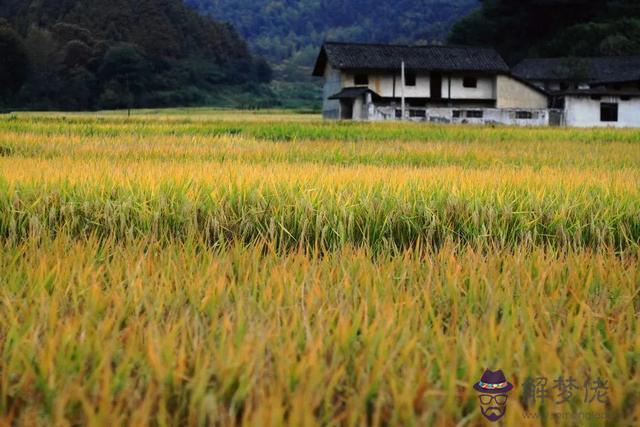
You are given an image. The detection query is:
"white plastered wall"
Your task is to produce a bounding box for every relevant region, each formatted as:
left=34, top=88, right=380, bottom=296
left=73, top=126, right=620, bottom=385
left=496, top=75, right=548, bottom=109
left=565, top=96, right=640, bottom=127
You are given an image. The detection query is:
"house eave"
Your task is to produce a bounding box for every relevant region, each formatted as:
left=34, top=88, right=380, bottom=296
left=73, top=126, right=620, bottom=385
left=554, top=90, right=640, bottom=98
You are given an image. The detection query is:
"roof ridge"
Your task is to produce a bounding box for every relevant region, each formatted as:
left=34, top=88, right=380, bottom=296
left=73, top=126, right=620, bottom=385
left=512, top=55, right=640, bottom=85
left=323, top=40, right=498, bottom=51
left=314, top=40, right=510, bottom=77
left=519, top=55, right=640, bottom=61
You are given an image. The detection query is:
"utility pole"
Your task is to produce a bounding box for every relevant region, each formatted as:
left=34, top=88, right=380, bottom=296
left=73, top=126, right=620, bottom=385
left=401, top=61, right=406, bottom=121
left=127, top=76, right=132, bottom=118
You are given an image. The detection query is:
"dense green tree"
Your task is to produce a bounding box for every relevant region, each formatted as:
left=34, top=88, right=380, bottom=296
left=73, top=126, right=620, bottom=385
left=187, top=0, right=477, bottom=62
left=99, top=44, right=149, bottom=108
left=0, top=22, right=29, bottom=101
left=0, top=0, right=271, bottom=110
left=61, top=40, right=92, bottom=69
left=185, top=0, right=476, bottom=108
left=449, top=0, right=640, bottom=63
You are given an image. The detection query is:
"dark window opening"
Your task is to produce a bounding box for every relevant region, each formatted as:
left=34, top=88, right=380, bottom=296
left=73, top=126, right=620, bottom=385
left=560, top=82, right=570, bottom=91
left=395, top=109, right=402, bottom=119
left=551, top=97, right=565, bottom=109
left=452, top=110, right=462, bottom=118
left=430, top=72, right=442, bottom=99
left=621, top=96, right=631, bottom=101
left=590, top=95, right=602, bottom=101
left=409, top=109, right=426, bottom=118
left=600, top=103, right=618, bottom=122
left=463, top=77, right=478, bottom=88
left=354, top=74, right=369, bottom=86
left=516, top=111, right=533, bottom=119
left=466, top=110, right=483, bottom=119
left=405, top=72, right=416, bottom=86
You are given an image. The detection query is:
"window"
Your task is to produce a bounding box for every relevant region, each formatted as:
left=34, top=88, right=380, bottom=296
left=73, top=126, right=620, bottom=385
left=516, top=111, right=533, bottom=120
left=452, top=110, right=462, bottom=118
left=590, top=95, right=602, bottom=101
left=466, top=110, right=483, bottom=118
left=395, top=109, right=403, bottom=118
left=600, top=103, right=618, bottom=122
left=551, top=97, right=565, bottom=109
left=463, top=77, right=478, bottom=88
left=409, top=109, right=426, bottom=118
left=354, top=74, right=369, bottom=85
left=621, top=96, right=631, bottom=101
left=405, top=72, right=416, bottom=86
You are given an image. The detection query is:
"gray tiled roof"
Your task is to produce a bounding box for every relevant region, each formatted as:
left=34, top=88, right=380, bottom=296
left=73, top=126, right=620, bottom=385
left=513, top=57, right=640, bottom=84
left=313, top=41, right=510, bottom=76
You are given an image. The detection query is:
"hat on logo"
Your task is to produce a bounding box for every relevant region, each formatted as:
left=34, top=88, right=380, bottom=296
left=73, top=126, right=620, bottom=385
left=473, top=369, right=514, bottom=394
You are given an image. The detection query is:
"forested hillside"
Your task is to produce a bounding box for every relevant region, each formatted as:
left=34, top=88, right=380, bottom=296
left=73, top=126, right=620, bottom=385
left=0, top=0, right=272, bottom=110
left=186, top=0, right=475, bottom=62
left=186, top=0, right=476, bottom=108
left=6, top=0, right=633, bottom=110
left=449, top=0, right=640, bottom=63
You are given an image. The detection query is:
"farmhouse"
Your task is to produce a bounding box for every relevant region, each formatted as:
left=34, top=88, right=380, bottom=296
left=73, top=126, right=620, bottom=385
left=312, top=41, right=552, bottom=125
left=313, top=41, right=640, bottom=127
left=513, top=56, right=640, bottom=127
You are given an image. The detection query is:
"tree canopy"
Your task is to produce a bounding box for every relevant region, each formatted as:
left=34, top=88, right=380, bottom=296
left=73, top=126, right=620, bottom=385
left=0, top=0, right=272, bottom=110
left=448, top=0, right=640, bottom=63
left=0, top=21, right=29, bottom=101
left=185, top=0, right=476, bottom=108
left=186, top=0, right=476, bottom=62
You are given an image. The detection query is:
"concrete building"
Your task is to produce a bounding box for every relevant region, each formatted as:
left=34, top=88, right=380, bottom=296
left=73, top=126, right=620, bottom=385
left=312, top=41, right=551, bottom=125
left=513, top=56, right=640, bottom=127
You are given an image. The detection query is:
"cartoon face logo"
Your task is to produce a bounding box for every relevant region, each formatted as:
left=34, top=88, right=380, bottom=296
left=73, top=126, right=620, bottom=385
left=473, top=369, right=514, bottom=422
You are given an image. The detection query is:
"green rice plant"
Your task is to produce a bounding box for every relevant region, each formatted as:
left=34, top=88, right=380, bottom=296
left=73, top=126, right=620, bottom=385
left=1, top=178, right=638, bottom=252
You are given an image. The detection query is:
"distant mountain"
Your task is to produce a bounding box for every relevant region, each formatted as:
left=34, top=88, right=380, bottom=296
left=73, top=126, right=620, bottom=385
left=186, top=0, right=477, bottom=63
left=184, top=0, right=477, bottom=108
left=0, top=0, right=272, bottom=110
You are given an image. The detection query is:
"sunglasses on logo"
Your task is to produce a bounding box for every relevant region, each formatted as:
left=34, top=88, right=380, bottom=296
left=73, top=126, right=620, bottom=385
left=478, top=394, right=508, bottom=405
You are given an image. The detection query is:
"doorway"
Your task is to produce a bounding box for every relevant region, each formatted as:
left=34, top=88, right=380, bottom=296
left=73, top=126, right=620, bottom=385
left=430, top=72, right=442, bottom=100
left=340, top=100, right=353, bottom=120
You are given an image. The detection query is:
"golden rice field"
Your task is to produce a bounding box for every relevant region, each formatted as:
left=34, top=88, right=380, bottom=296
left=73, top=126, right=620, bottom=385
left=0, top=109, right=639, bottom=426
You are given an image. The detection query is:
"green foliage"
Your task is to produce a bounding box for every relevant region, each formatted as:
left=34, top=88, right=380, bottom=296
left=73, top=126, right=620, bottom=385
left=187, top=0, right=476, bottom=62
left=186, top=0, right=476, bottom=109
left=449, top=0, right=640, bottom=63
left=0, top=22, right=29, bottom=102
left=98, top=44, right=150, bottom=108
left=0, top=0, right=272, bottom=110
